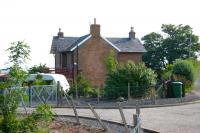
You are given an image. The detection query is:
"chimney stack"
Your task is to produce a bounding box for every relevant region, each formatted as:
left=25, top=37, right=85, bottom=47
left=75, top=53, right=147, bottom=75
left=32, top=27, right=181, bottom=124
left=57, top=28, right=64, bottom=38
left=129, top=27, right=135, bottom=39
left=90, top=18, right=100, bottom=37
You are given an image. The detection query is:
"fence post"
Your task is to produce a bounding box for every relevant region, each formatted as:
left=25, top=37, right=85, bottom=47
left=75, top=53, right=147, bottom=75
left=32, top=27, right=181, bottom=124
left=163, top=81, right=166, bottom=98
left=88, top=103, right=108, bottom=131
left=61, top=87, right=63, bottom=106
left=154, top=87, right=156, bottom=104
left=128, top=82, right=130, bottom=101
left=97, top=87, right=100, bottom=104
left=133, top=114, right=138, bottom=133
left=118, top=103, right=129, bottom=133
left=136, top=104, right=141, bottom=133
left=57, top=81, right=60, bottom=107
left=29, top=86, right=32, bottom=107
left=70, top=96, right=80, bottom=124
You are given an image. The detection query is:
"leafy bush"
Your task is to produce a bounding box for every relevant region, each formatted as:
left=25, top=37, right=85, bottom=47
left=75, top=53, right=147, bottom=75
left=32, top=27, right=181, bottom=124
left=172, top=59, right=196, bottom=92
left=105, top=50, right=118, bottom=74
left=161, top=64, right=173, bottom=80
left=172, top=60, right=194, bottom=82
left=19, top=104, right=54, bottom=132
left=0, top=103, right=54, bottom=133
left=105, top=61, right=157, bottom=99
left=69, top=74, right=95, bottom=98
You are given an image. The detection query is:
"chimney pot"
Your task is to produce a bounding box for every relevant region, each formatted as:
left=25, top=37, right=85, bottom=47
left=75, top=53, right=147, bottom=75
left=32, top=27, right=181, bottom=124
left=57, top=28, right=64, bottom=38
left=129, top=26, right=135, bottom=39
left=90, top=18, right=100, bottom=37
left=94, top=18, right=96, bottom=24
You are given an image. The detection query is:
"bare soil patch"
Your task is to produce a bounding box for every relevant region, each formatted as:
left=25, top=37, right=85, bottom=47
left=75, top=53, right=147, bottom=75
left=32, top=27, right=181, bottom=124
left=49, top=120, right=112, bottom=133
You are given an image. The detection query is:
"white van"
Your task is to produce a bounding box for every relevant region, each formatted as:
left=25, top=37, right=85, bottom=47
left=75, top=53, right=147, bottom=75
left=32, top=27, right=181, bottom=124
left=27, top=73, right=70, bottom=92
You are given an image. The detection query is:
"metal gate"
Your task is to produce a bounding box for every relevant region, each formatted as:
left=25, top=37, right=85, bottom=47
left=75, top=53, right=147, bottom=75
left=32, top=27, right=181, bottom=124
left=28, top=85, right=58, bottom=107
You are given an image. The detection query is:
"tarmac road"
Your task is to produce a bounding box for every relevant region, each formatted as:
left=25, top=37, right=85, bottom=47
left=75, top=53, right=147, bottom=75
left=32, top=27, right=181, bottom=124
left=47, top=101, right=199, bottom=133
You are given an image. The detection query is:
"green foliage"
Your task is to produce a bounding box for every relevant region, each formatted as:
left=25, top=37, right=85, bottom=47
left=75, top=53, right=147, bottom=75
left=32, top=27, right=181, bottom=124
left=172, top=59, right=196, bottom=92
left=142, top=24, right=200, bottom=76
left=162, top=64, right=173, bottom=80
left=0, top=41, right=30, bottom=133
left=105, top=61, right=157, bottom=98
left=0, top=41, right=53, bottom=132
left=32, top=74, right=47, bottom=85
left=105, top=50, right=118, bottom=74
left=1, top=89, right=27, bottom=132
left=29, top=63, right=49, bottom=74
left=18, top=104, right=54, bottom=133
left=69, top=74, right=95, bottom=98
left=142, top=32, right=166, bottom=75
left=0, top=104, right=54, bottom=133
left=172, top=59, right=194, bottom=82
left=7, top=41, right=30, bottom=65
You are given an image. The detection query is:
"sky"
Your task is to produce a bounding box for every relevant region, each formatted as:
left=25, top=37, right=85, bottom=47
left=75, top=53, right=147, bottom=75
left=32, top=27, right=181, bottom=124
left=0, top=0, right=200, bottom=69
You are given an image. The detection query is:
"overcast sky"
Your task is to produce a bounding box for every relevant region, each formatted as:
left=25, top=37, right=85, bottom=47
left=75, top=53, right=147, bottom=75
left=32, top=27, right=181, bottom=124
left=0, top=0, right=200, bottom=69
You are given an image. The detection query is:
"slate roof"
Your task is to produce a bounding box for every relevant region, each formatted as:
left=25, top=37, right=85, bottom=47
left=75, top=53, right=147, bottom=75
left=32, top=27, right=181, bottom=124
left=50, top=35, right=146, bottom=54
left=106, top=38, right=146, bottom=52
left=50, top=34, right=90, bottom=54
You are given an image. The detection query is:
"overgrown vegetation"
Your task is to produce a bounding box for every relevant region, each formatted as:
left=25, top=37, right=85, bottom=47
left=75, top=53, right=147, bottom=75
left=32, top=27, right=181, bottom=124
left=69, top=74, right=97, bottom=98
left=162, top=59, right=198, bottom=93
left=172, top=59, right=197, bottom=92
left=0, top=41, right=54, bottom=133
left=105, top=51, right=157, bottom=99
left=105, top=50, right=118, bottom=74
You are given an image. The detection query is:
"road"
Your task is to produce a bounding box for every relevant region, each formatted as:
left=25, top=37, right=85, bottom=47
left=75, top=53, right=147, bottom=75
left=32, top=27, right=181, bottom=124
left=23, top=101, right=196, bottom=133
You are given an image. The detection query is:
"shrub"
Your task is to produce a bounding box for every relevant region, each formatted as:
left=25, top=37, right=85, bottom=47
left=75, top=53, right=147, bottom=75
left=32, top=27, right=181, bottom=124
left=162, top=64, right=173, bottom=80
left=105, top=61, right=157, bottom=99
left=105, top=50, right=118, bottom=74
left=172, top=59, right=196, bottom=92
left=172, top=60, right=194, bottom=81
left=69, top=74, right=95, bottom=98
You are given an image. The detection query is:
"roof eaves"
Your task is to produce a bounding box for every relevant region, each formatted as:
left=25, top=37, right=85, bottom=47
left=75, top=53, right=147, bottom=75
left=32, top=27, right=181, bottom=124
left=70, top=35, right=92, bottom=51
left=102, top=37, right=121, bottom=52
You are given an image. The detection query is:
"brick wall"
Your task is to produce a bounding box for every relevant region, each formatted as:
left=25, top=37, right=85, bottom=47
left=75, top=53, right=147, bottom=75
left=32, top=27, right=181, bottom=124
left=77, top=37, right=117, bottom=87
left=118, top=52, right=142, bottom=64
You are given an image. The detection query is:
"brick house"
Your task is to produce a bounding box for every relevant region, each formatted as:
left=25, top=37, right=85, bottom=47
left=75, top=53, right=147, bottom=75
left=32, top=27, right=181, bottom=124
left=50, top=20, right=146, bottom=87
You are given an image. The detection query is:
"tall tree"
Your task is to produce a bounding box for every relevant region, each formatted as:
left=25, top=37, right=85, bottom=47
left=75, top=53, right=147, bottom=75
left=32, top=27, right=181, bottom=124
left=142, top=24, right=200, bottom=76
left=142, top=32, right=166, bottom=75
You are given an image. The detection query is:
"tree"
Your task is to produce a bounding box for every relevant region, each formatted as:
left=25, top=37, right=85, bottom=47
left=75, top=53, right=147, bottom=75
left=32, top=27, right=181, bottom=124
left=142, top=24, right=200, bottom=76
left=7, top=41, right=30, bottom=65
left=142, top=32, right=166, bottom=75
left=0, top=41, right=53, bottom=132
left=162, top=24, right=199, bottom=64
left=0, top=41, right=30, bottom=132
left=28, top=63, right=49, bottom=74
